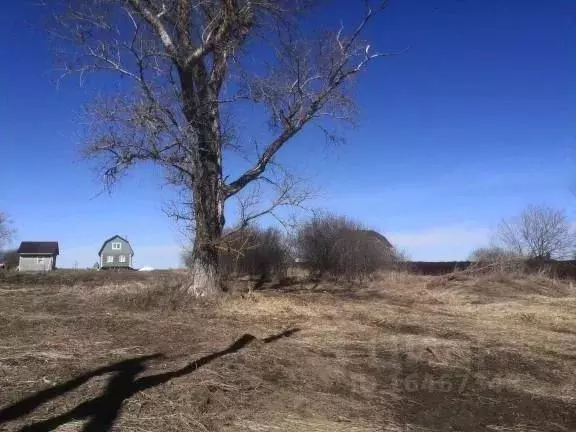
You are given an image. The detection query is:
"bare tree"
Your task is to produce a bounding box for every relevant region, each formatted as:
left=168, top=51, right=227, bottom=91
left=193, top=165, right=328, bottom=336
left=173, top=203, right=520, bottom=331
left=46, top=0, right=387, bottom=296
left=0, top=212, right=12, bottom=250
left=495, top=205, right=575, bottom=260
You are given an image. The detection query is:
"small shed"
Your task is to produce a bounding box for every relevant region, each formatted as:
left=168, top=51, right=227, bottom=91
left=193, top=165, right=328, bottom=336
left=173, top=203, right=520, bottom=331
left=17, top=242, right=59, bottom=272
left=98, top=235, right=134, bottom=269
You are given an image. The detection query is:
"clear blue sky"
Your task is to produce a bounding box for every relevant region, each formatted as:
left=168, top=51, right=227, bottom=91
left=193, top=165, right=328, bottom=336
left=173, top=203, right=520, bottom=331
left=1, top=0, right=575, bottom=267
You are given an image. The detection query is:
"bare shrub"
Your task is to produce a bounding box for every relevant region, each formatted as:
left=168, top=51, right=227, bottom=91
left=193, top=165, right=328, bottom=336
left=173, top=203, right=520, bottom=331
left=468, top=246, right=525, bottom=273
left=495, top=205, right=575, bottom=259
left=295, top=213, right=397, bottom=279
left=184, top=226, right=289, bottom=281
left=0, top=212, right=13, bottom=250
left=221, top=226, right=289, bottom=280
left=0, top=249, right=18, bottom=270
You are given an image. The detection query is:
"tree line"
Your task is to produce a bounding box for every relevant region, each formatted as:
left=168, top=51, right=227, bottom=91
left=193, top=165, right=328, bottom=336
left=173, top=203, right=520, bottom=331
left=4, top=203, right=576, bottom=278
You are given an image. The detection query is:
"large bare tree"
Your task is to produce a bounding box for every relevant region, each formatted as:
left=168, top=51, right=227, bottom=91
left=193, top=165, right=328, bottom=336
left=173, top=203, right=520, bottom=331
left=46, top=0, right=386, bottom=295
left=495, top=204, right=575, bottom=260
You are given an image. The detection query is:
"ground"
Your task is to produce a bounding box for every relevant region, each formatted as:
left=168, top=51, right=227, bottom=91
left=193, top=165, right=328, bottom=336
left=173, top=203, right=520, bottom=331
left=0, top=270, right=575, bottom=431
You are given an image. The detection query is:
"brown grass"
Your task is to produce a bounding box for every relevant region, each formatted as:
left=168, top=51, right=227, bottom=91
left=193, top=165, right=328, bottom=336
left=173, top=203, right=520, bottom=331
left=0, top=270, right=576, bottom=431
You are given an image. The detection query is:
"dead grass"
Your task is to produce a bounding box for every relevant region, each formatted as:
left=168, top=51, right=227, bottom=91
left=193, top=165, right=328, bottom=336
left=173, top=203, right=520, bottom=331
left=0, top=271, right=575, bottom=431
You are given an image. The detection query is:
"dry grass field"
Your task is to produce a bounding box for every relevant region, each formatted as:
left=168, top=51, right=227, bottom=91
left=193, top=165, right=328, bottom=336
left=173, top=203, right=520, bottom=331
left=1, top=270, right=576, bottom=431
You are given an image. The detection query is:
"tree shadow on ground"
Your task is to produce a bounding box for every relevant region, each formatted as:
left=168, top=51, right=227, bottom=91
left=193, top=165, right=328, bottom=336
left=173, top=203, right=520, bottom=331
left=0, top=329, right=300, bottom=432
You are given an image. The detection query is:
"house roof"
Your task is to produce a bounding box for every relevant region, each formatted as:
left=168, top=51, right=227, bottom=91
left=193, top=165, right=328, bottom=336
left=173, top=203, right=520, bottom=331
left=359, top=230, right=393, bottom=249
left=17, top=241, right=60, bottom=255
left=98, top=235, right=133, bottom=256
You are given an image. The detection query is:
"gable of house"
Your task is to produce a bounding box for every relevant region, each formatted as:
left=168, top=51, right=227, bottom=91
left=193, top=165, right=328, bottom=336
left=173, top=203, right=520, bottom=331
left=98, top=235, right=134, bottom=256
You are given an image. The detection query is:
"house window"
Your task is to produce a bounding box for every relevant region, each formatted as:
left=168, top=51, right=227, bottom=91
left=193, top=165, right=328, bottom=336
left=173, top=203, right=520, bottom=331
left=107, top=256, right=114, bottom=263
left=36, top=257, right=44, bottom=264
left=111, top=242, right=122, bottom=250
left=119, top=255, right=126, bottom=263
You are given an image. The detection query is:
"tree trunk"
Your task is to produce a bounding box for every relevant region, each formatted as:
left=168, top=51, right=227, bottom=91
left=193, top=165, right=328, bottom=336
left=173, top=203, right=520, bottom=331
left=180, top=63, right=226, bottom=297
left=188, top=239, right=220, bottom=297
left=185, top=147, right=225, bottom=296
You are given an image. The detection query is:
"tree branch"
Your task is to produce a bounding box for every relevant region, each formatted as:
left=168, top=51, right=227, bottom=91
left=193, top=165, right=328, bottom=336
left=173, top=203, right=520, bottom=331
left=127, top=0, right=178, bottom=59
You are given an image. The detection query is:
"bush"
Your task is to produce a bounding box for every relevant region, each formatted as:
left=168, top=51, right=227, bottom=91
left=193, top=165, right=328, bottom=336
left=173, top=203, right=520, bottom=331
left=220, top=226, right=289, bottom=280
left=0, top=249, right=18, bottom=270
left=469, top=246, right=521, bottom=263
left=294, top=213, right=398, bottom=279
left=467, top=246, right=528, bottom=275
left=184, top=226, right=289, bottom=280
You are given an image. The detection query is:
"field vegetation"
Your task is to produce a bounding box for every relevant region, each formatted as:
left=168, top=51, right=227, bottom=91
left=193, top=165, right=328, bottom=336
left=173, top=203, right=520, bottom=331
left=1, top=269, right=575, bottom=431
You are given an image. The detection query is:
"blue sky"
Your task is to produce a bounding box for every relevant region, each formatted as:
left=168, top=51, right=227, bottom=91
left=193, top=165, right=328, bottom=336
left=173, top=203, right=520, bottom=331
left=1, top=0, right=575, bottom=267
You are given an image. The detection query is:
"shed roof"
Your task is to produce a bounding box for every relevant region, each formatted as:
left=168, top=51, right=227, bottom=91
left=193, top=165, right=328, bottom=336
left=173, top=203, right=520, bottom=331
left=18, top=241, right=60, bottom=255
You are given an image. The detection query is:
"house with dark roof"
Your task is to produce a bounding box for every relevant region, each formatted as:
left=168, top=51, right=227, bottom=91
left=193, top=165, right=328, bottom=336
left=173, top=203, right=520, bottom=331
left=98, top=235, right=134, bottom=269
left=17, top=241, right=59, bottom=272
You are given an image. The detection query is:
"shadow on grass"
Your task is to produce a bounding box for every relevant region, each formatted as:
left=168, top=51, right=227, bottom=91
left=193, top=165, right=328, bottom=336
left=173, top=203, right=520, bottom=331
left=0, top=329, right=300, bottom=432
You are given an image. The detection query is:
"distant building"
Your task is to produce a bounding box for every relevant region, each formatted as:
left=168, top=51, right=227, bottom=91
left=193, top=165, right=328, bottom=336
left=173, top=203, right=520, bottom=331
left=98, top=235, right=134, bottom=269
left=17, top=242, right=59, bottom=272
left=358, top=229, right=394, bottom=251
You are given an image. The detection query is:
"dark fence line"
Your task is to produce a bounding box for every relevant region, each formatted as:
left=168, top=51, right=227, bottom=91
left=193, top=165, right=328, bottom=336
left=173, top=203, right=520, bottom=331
left=406, top=260, right=576, bottom=279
